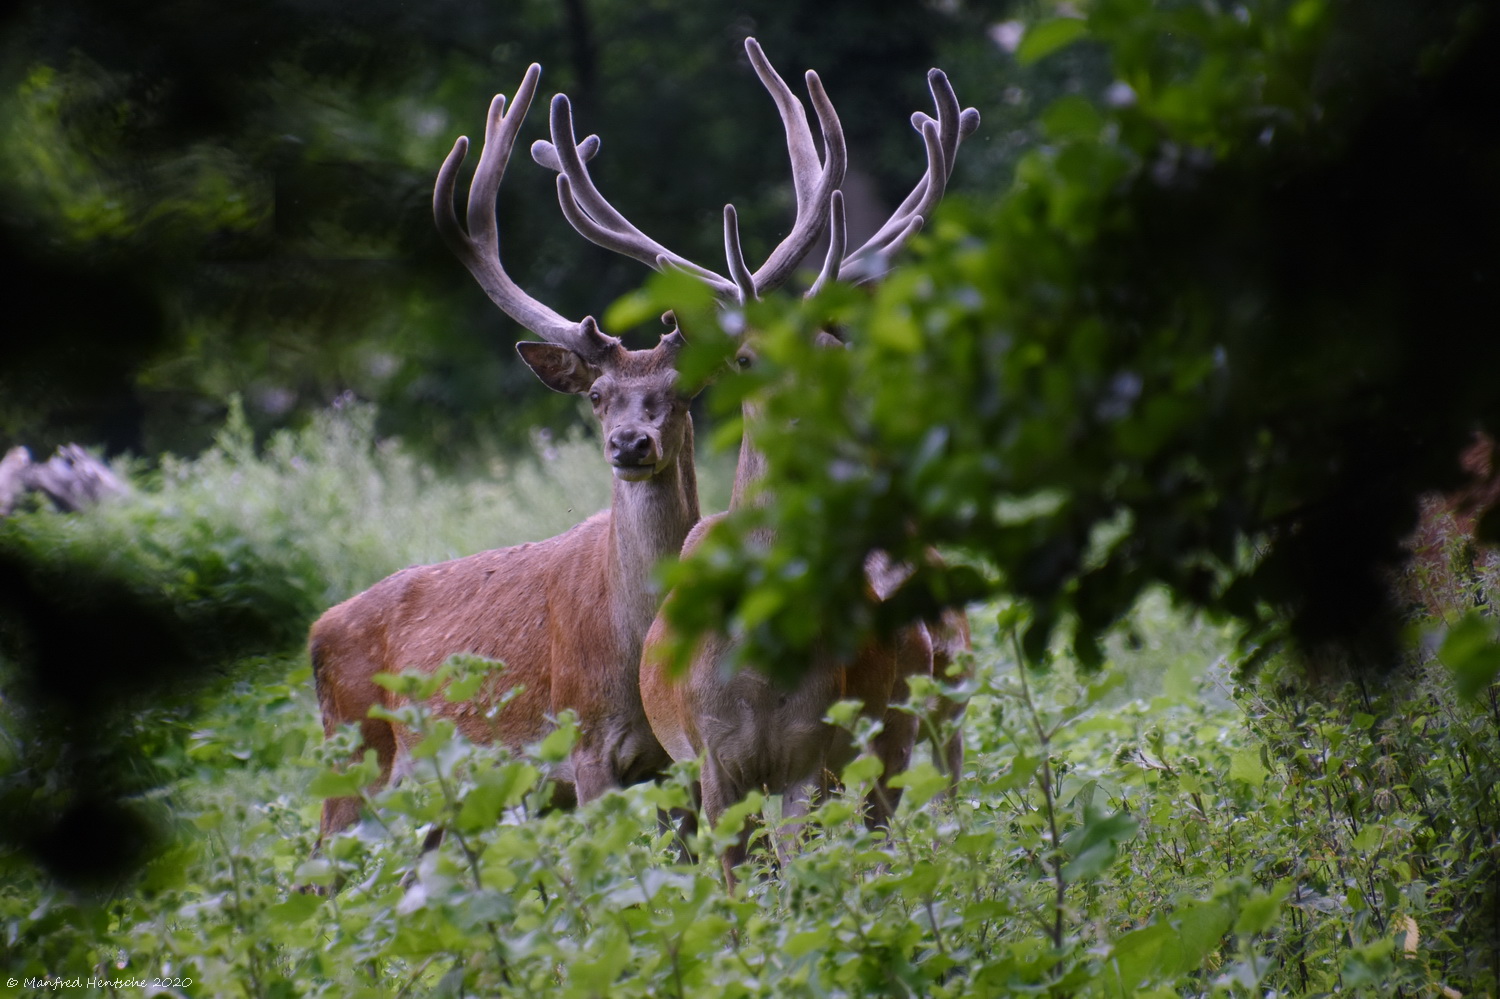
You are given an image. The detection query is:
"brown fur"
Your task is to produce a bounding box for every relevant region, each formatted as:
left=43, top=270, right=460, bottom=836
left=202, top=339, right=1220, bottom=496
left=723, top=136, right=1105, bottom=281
left=925, top=606, right=971, bottom=785
left=312, top=338, right=698, bottom=841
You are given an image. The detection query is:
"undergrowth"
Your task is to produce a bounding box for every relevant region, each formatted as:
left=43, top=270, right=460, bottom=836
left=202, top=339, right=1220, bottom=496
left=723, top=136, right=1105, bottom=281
left=0, top=404, right=1496, bottom=997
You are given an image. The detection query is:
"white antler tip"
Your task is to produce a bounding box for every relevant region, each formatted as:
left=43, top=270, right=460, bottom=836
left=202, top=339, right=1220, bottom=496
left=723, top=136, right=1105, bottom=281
left=516, top=64, right=542, bottom=98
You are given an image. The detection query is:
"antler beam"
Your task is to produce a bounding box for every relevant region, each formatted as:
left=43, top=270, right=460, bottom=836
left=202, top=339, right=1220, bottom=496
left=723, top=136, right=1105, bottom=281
left=531, top=38, right=847, bottom=306
left=433, top=64, right=616, bottom=361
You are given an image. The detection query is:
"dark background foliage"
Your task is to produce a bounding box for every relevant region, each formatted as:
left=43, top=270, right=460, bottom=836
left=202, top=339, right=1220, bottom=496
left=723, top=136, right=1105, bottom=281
left=0, top=0, right=1010, bottom=459
left=656, top=0, right=1500, bottom=681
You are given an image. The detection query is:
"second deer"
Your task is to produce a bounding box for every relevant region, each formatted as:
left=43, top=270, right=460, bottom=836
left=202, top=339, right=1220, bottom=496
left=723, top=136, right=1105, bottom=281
left=635, top=52, right=979, bottom=885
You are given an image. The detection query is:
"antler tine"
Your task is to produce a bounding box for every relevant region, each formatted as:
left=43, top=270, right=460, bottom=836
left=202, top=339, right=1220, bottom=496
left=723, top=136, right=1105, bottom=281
left=743, top=38, right=848, bottom=296
left=723, top=205, right=757, bottom=304
left=535, top=94, right=741, bottom=300
left=434, top=67, right=614, bottom=359
left=658, top=309, right=687, bottom=355
left=842, top=68, right=980, bottom=279
left=844, top=116, right=945, bottom=275
left=530, top=132, right=600, bottom=172
left=806, top=190, right=847, bottom=299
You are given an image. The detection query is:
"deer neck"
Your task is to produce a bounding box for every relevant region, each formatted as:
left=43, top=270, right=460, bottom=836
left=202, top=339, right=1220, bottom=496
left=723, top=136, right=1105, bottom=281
left=607, top=417, right=699, bottom=638
left=729, top=406, right=771, bottom=511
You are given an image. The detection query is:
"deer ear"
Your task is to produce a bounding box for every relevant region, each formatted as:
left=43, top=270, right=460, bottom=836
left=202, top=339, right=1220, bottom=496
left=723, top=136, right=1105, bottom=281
left=516, top=342, right=600, bottom=395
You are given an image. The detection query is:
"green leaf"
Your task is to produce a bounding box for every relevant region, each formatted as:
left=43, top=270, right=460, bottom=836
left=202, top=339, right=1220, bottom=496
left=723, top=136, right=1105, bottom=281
left=1061, top=806, right=1139, bottom=881
left=1105, top=898, right=1233, bottom=995
left=536, top=721, right=578, bottom=764
left=307, top=769, right=364, bottom=799
left=567, top=926, right=632, bottom=992
left=1017, top=18, right=1089, bottom=66
left=1083, top=670, right=1127, bottom=706
left=457, top=764, right=538, bottom=832
left=442, top=661, right=490, bottom=703
left=841, top=754, right=884, bottom=787
left=991, top=753, right=1042, bottom=792
left=1107, top=922, right=1172, bottom=990
left=408, top=721, right=454, bottom=760
left=601, top=288, right=660, bottom=333
left=954, top=830, right=998, bottom=856
left=713, top=790, right=766, bottom=843
left=456, top=781, right=505, bottom=833
left=1228, top=748, right=1266, bottom=787
left=869, top=305, right=922, bottom=353
left=1235, top=882, right=1290, bottom=935
left=292, top=858, right=335, bottom=888
left=887, top=761, right=949, bottom=810
left=1438, top=612, right=1500, bottom=699
left=825, top=699, right=864, bottom=728
left=737, top=586, right=785, bottom=630
left=784, top=925, right=832, bottom=958
left=373, top=665, right=448, bottom=701
left=267, top=893, right=322, bottom=925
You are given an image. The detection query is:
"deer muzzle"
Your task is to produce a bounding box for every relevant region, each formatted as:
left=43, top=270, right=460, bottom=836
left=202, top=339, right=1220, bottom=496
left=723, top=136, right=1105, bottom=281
left=608, top=428, right=662, bottom=481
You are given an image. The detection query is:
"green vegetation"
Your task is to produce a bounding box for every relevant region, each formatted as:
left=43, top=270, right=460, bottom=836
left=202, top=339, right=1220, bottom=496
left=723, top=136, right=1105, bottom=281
left=2, top=408, right=1497, bottom=995
left=4, top=0, right=1500, bottom=994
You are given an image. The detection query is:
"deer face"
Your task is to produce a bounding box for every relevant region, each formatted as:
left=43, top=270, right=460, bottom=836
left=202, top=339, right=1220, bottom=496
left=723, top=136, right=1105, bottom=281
left=518, top=332, right=691, bottom=482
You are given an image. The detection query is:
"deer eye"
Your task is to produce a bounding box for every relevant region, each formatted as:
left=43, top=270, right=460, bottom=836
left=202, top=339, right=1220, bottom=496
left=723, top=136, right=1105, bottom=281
left=588, top=390, right=601, bottom=404
left=735, top=353, right=752, bottom=369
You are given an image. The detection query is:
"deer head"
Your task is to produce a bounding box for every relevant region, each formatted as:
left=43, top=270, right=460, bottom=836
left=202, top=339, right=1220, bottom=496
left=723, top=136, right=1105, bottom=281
left=514, top=316, right=690, bottom=481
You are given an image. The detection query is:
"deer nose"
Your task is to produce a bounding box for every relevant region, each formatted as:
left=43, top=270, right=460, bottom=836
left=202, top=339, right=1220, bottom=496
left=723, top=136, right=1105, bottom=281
left=608, top=429, right=655, bottom=464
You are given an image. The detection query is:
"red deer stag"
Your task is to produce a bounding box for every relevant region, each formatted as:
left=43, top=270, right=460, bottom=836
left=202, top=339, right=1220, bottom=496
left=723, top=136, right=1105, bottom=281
left=313, top=41, right=851, bottom=842
left=637, top=61, right=979, bottom=885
